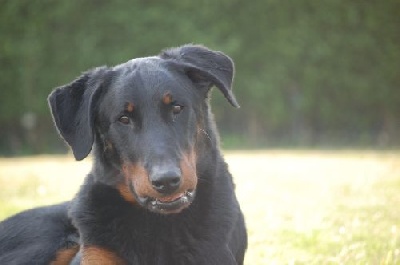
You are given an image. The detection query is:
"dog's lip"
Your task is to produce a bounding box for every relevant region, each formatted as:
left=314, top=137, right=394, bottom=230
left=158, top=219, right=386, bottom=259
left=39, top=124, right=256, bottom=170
left=147, top=190, right=195, bottom=213
left=128, top=182, right=195, bottom=213
left=158, top=192, right=186, bottom=203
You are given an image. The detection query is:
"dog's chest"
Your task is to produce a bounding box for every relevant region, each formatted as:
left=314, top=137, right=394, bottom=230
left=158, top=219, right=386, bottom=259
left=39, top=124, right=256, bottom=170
left=121, top=225, right=201, bottom=265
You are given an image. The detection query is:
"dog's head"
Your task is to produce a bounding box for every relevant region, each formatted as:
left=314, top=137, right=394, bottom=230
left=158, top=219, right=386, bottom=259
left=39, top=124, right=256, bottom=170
left=48, top=44, right=238, bottom=214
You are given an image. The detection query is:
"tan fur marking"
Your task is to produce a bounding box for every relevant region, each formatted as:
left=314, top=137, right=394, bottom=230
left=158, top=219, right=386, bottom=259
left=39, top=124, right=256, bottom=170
left=126, top=102, right=135, bottom=112
left=180, top=149, right=198, bottom=192
left=50, top=246, right=79, bottom=265
left=82, top=246, right=125, bottom=265
left=122, top=163, right=155, bottom=198
left=117, top=183, right=136, bottom=204
left=162, top=92, right=173, bottom=105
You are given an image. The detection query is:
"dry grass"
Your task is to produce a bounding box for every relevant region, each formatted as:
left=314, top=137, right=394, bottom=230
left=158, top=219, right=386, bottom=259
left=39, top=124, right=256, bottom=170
left=1, top=150, right=399, bottom=264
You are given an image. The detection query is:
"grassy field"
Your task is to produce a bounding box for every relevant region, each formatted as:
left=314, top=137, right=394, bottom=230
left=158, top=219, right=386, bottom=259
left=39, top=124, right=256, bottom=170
left=0, top=151, right=399, bottom=264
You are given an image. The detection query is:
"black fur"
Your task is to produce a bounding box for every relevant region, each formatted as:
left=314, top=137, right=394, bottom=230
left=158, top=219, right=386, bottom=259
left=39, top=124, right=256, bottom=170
left=0, top=44, right=247, bottom=264
left=0, top=203, right=78, bottom=265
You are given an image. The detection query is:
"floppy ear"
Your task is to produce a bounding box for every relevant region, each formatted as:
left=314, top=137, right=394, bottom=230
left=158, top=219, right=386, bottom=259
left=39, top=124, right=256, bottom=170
left=160, top=44, right=239, bottom=108
left=48, top=67, right=110, bottom=161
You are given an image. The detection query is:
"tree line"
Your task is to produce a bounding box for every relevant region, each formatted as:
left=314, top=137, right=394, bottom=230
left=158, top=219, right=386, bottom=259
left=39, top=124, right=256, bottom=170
left=1, top=0, right=399, bottom=155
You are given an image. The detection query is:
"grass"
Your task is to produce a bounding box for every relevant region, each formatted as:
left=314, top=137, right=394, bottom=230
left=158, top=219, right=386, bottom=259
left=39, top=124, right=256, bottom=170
left=1, top=150, right=399, bottom=264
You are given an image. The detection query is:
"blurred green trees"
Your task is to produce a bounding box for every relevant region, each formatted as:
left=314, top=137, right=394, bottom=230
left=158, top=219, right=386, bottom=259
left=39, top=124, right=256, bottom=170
left=1, top=0, right=399, bottom=154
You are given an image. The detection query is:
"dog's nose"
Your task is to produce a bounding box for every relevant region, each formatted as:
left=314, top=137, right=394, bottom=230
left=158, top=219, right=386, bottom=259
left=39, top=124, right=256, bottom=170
left=150, top=168, right=181, bottom=194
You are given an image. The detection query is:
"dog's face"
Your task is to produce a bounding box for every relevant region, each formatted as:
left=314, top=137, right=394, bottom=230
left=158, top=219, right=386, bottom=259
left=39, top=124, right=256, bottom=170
left=48, top=45, right=238, bottom=214
left=98, top=58, right=204, bottom=213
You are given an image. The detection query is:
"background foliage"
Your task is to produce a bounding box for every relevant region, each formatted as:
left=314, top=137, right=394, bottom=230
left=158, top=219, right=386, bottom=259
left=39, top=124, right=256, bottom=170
left=1, top=0, right=399, bottom=155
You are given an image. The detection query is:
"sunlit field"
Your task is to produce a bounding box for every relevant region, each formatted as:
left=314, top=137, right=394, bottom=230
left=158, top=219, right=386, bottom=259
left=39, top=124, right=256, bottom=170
left=1, top=151, right=399, bottom=264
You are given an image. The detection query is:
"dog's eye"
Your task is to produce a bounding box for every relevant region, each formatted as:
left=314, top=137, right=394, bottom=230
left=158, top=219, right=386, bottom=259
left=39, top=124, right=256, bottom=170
left=118, top=115, right=130, bottom=124
left=172, top=104, right=184, bottom=115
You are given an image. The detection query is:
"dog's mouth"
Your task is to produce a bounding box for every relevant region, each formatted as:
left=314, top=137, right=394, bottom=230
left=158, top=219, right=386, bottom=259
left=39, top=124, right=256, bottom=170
left=129, top=183, right=195, bottom=214
left=146, top=190, right=195, bottom=213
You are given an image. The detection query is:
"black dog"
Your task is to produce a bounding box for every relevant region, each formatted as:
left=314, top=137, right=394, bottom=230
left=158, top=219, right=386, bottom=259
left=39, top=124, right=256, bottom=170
left=0, top=44, right=247, bottom=264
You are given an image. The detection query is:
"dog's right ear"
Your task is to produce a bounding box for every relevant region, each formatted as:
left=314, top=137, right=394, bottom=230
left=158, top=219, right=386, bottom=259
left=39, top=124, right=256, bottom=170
left=48, top=67, right=110, bottom=161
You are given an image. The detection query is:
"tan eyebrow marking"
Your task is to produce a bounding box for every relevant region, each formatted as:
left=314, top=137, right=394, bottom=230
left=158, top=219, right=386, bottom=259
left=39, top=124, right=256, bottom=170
left=162, top=92, right=173, bottom=105
left=126, top=102, right=135, bottom=112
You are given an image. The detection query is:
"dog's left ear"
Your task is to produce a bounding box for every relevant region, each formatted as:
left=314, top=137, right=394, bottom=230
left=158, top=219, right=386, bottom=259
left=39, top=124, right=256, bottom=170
left=160, top=44, right=239, bottom=108
left=48, top=67, right=110, bottom=161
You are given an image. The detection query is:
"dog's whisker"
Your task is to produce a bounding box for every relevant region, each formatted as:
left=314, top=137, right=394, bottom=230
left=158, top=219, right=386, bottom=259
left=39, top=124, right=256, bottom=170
left=198, top=128, right=212, bottom=142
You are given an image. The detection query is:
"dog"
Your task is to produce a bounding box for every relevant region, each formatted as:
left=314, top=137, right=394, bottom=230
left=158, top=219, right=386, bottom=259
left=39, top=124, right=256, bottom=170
left=0, top=44, right=247, bottom=264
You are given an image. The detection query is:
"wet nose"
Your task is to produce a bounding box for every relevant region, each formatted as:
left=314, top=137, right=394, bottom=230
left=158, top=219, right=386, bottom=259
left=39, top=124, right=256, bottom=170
left=150, top=167, right=181, bottom=194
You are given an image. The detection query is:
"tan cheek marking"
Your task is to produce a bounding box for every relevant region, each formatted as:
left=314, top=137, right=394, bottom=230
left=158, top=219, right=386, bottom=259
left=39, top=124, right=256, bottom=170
left=162, top=92, right=172, bottom=105
left=180, top=149, right=198, bottom=191
left=116, top=183, right=136, bottom=204
left=122, top=163, right=156, bottom=198
left=50, top=245, right=79, bottom=265
left=82, top=246, right=125, bottom=265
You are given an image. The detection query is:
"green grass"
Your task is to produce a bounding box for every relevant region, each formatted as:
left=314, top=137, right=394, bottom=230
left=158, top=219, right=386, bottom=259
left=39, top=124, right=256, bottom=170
left=1, top=151, right=399, bottom=264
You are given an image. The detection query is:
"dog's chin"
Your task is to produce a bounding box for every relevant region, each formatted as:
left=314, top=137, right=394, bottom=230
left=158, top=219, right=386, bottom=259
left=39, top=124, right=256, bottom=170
left=129, top=183, right=195, bottom=214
